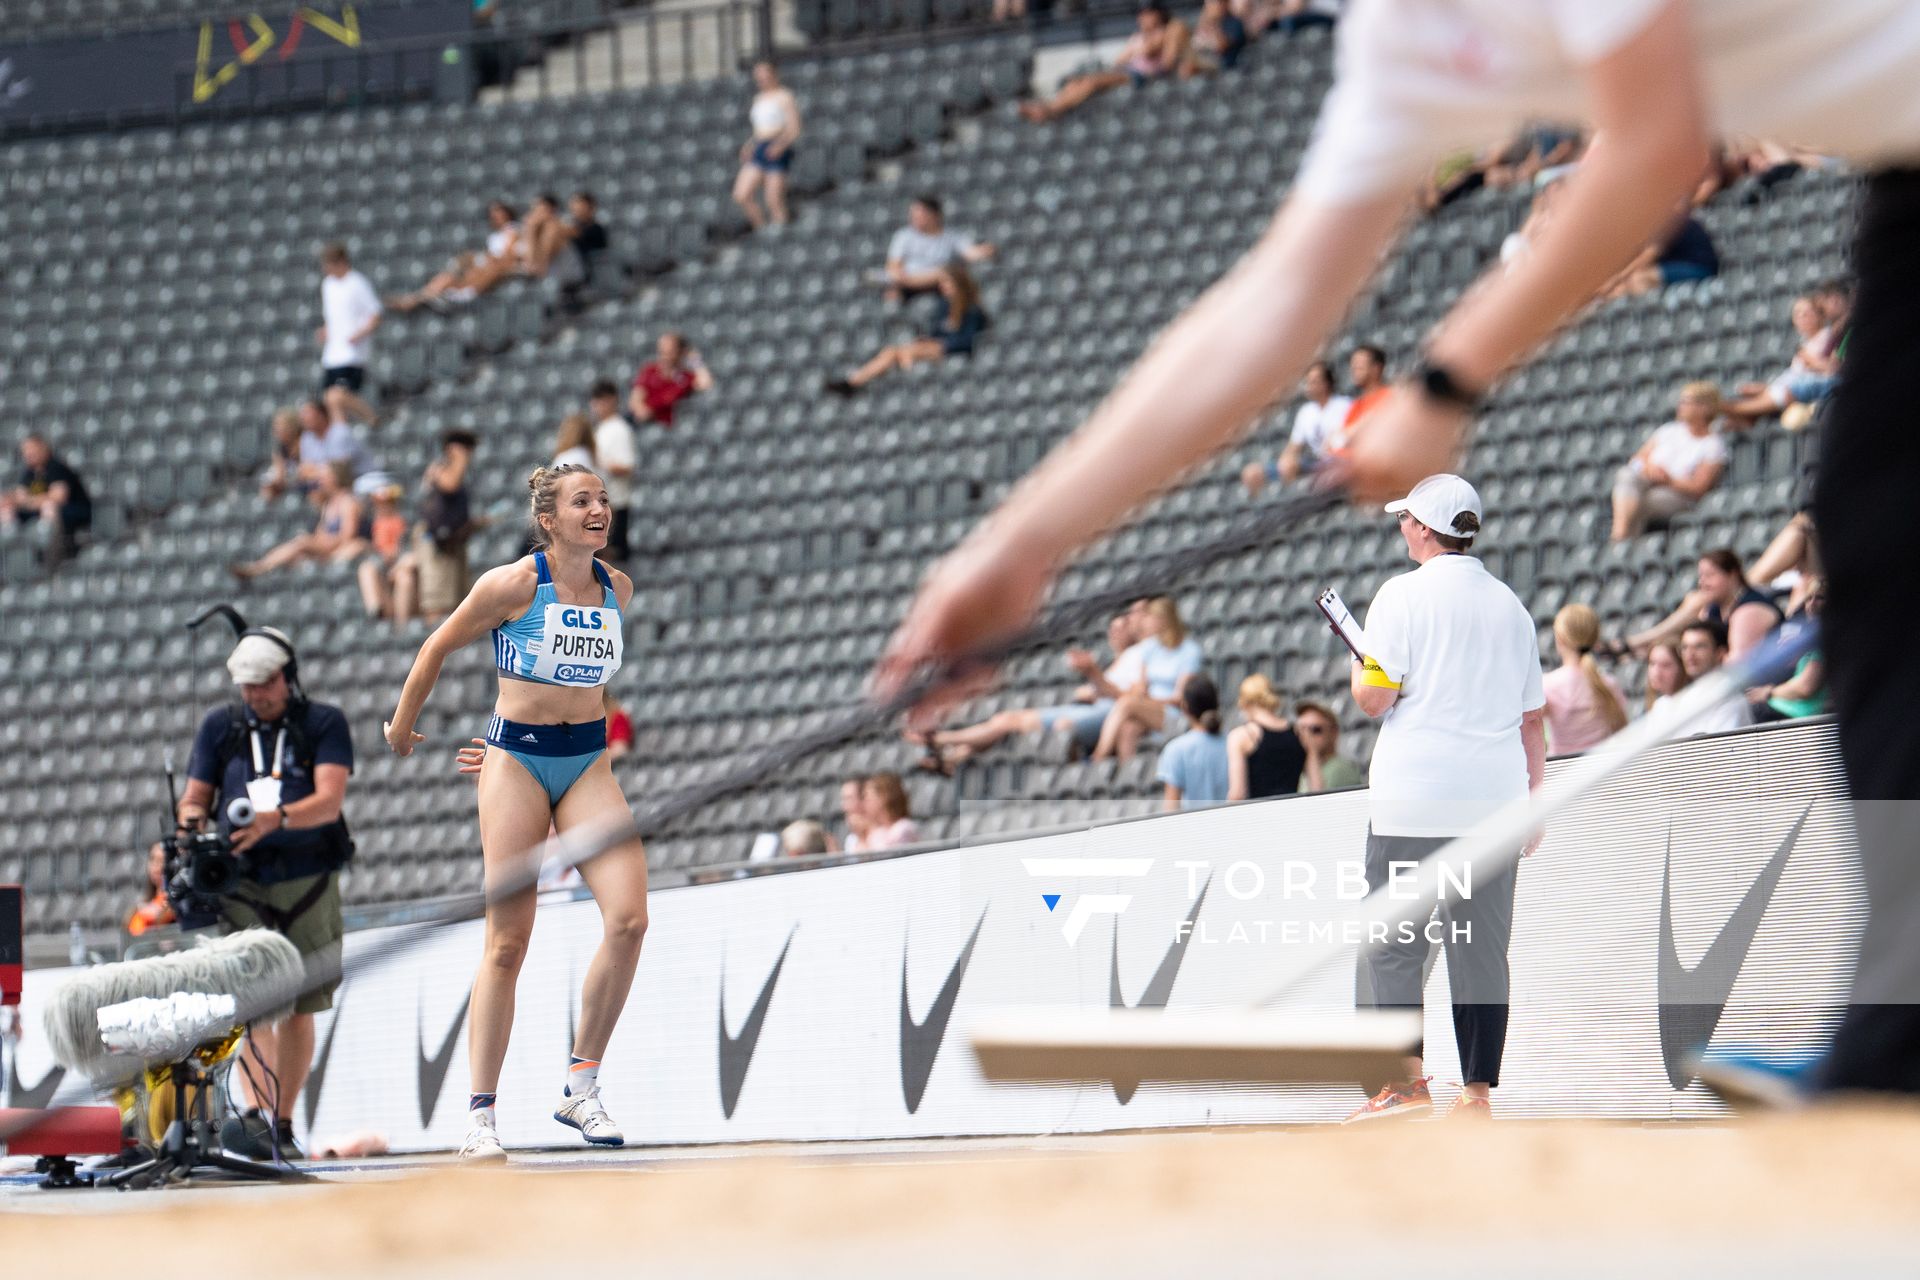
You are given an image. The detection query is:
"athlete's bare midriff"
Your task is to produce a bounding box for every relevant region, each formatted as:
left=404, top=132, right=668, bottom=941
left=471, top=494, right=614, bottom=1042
left=492, top=675, right=608, bottom=727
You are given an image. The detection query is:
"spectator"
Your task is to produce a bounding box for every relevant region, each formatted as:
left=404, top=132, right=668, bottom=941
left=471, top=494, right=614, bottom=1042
left=992, top=0, right=1025, bottom=21
left=1814, top=277, right=1854, bottom=355
left=1019, top=5, right=1191, bottom=123
left=294, top=397, right=377, bottom=484
left=354, top=478, right=410, bottom=620
left=1225, top=674, right=1306, bottom=801
left=825, top=265, right=988, bottom=395
left=1186, top=0, right=1247, bottom=75
left=1600, top=211, right=1719, bottom=298
left=1293, top=700, right=1364, bottom=791
left=1484, top=124, right=1584, bottom=190
left=1324, top=344, right=1390, bottom=458
left=1747, top=509, right=1822, bottom=614
left=1499, top=178, right=1565, bottom=269
left=1541, top=604, right=1629, bottom=754
left=1241, top=360, right=1354, bottom=492
left=260, top=408, right=307, bottom=500
left=861, top=772, right=921, bottom=850
left=231, top=461, right=363, bottom=580
left=1722, top=295, right=1842, bottom=427
left=1610, top=382, right=1728, bottom=540
left=1629, top=548, right=1784, bottom=664
left=1159, top=675, right=1229, bottom=810
left=389, top=201, right=524, bottom=314
left=558, top=191, right=610, bottom=303
left=628, top=332, right=714, bottom=429
left=914, top=603, right=1148, bottom=770
left=1644, top=640, right=1691, bottom=713
left=735, top=61, right=802, bottom=230
left=523, top=194, right=567, bottom=275
left=837, top=775, right=872, bottom=853
left=390, top=429, right=478, bottom=628
left=1238, top=0, right=1338, bottom=36
left=588, top=379, right=635, bottom=564
left=1091, top=596, right=1205, bottom=762
left=316, top=242, right=382, bottom=427
left=1, top=433, right=92, bottom=560
left=605, top=691, right=634, bottom=760
left=1749, top=579, right=1827, bottom=722
left=884, top=194, right=996, bottom=311
left=126, top=841, right=176, bottom=936
left=779, top=819, right=831, bottom=857
left=552, top=413, right=596, bottom=470
left=1678, top=620, right=1752, bottom=735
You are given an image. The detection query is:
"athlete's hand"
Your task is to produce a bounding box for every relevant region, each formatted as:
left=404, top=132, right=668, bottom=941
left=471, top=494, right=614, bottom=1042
left=873, top=532, right=1057, bottom=730
left=384, top=720, right=425, bottom=757
left=1329, top=388, right=1472, bottom=506
left=456, top=739, right=488, bottom=776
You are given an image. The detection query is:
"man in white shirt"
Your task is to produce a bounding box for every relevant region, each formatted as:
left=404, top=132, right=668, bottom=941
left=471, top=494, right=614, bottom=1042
left=1347, top=474, right=1547, bottom=1121
left=1610, top=381, right=1728, bottom=540
left=292, top=397, right=375, bottom=483
left=317, top=242, right=383, bottom=428
left=1242, top=360, right=1354, bottom=492
left=1678, top=621, right=1752, bottom=736
left=884, top=194, right=995, bottom=311
left=588, top=379, right=636, bottom=564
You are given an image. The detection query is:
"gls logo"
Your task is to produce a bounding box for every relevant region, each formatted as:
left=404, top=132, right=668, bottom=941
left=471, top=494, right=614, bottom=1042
left=559, top=607, right=606, bottom=630
left=1023, top=856, right=1154, bottom=944
left=554, top=664, right=606, bottom=682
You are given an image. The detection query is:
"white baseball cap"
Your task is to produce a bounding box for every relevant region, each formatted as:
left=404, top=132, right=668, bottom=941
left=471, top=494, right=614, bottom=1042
left=1384, top=474, right=1483, bottom=538
left=227, top=628, right=295, bottom=685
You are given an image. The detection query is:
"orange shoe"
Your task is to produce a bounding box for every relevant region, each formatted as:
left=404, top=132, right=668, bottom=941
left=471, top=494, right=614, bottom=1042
left=1343, top=1076, right=1433, bottom=1123
left=1447, top=1093, right=1492, bottom=1119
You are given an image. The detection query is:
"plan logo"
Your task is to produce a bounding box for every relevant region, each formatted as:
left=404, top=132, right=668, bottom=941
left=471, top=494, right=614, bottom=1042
left=553, top=663, right=606, bottom=683
left=1023, top=856, right=1154, bottom=945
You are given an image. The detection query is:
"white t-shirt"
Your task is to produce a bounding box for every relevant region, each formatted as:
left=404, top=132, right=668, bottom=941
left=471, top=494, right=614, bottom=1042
left=593, top=414, right=638, bottom=507
left=320, top=269, right=382, bottom=369
left=1297, top=0, right=1920, bottom=207
left=888, top=226, right=978, bottom=277
left=1287, top=395, right=1355, bottom=459
left=1105, top=639, right=1148, bottom=689
left=1363, top=554, right=1545, bottom=836
left=1687, top=685, right=1754, bottom=736
left=553, top=445, right=595, bottom=470
left=1637, top=421, right=1727, bottom=483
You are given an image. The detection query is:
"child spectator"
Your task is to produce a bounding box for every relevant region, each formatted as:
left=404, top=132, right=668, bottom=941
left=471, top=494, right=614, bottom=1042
left=1293, top=700, right=1365, bottom=791
left=1020, top=4, right=1191, bottom=123
left=861, top=773, right=921, bottom=849
left=826, top=266, right=987, bottom=395
left=1610, top=382, right=1727, bottom=540
left=1722, top=295, right=1842, bottom=426
left=1159, top=674, right=1229, bottom=810
left=629, top=332, right=714, bottom=428
left=1541, top=604, right=1629, bottom=753
left=1225, top=674, right=1306, bottom=801
left=354, top=478, right=409, bottom=620
left=1242, top=361, right=1354, bottom=492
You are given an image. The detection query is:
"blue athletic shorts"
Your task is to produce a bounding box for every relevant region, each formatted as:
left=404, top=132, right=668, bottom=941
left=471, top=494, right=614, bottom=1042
left=485, top=715, right=607, bottom=807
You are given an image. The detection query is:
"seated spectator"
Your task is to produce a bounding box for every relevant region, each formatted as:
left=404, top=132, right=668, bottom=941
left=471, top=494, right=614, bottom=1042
left=1747, top=509, right=1822, bottom=614
left=1628, top=547, right=1784, bottom=663
left=1323, top=344, right=1389, bottom=459
left=354, top=478, right=410, bottom=620
left=825, top=266, right=987, bottom=395
left=295, top=397, right=376, bottom=484
left=1749, top=579, right=1827, bottom=722
left=527, top=192, right=609, bottom=304
left=552, top=413, right=597, bottom=469
left=1236, top=0, right=1338, bottom=37
left=884, top=194, right=996, bottom=311
left=1541, top=604, right=1629, bottom=754
left=260, top=408, right=307, bottom=500
left=126, top=841, right=177, bottom=937
left=1601, top=211, right=1719, bottom=298
left=1814, top=277, right=1853, bottom=354
left=230, top=461, right=362, bottom=580
left=735, top=61, right=802, bottom=230
left=780, top=819, right=832, bottom=857
left=629, top=331, right=714, bottom=429
left=1293, top=699, right=1365, bottom=791
left=1484, top=124, right=1584, bottom=190
left=1019, top=5, right=1190, bottom=123
left=1225, top=674, right=1306, bottom=801
left=605, top=691, right=634, bottom=760
left=837, top=775, right=871, bottom=853
left=1185, top=0, right=1247, bottom=75
left=389, top=201, right=524, bottom=314
left=1722, top=295, right=1842, bottom=427
left=1678, top=620, right=1752, bottom=735
left=1, top=433, right=92, bottom=560
left=1610, top=382, right=1728, bottom=540
left=1644, top=640, right=1691, bottom=713
left=390, top=428, right=479, bottom=628
left=914, top=604, right=1148, bottom=771
left=861, top=773, right=921, bottom=850
left=1159, top=675, right=1229, bottom=811
left=1242, top=361, right=1353, bottom=493
left=1092, top=596, right=1205, bottom=762
left=589, top=379, right=635, bottom=564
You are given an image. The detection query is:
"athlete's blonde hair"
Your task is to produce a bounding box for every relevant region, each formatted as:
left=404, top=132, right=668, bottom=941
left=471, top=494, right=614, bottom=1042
left=526, top=463, right=598, bottom=549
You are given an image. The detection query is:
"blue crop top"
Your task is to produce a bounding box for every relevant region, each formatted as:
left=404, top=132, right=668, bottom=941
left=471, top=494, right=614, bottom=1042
left=492, top=551, right=623, bottom=687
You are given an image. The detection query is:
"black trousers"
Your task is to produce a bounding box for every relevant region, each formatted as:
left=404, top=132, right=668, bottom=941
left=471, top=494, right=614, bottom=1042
left=1357, top=828, right=1518, bottom=1087
left=1814, top=169, right=1920, bottom=1093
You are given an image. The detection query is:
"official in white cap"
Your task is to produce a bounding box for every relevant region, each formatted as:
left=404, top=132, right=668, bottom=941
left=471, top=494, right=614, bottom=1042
left=1345, top=474, right=1547, bottom=1121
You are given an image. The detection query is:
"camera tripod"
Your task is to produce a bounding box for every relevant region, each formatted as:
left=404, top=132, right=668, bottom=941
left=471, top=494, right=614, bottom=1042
left=101, top=1055, right=311, bottom=1189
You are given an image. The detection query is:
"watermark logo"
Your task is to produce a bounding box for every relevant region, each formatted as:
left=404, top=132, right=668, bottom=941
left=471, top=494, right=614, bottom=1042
left=1022, top=857, right=1153, bottom=945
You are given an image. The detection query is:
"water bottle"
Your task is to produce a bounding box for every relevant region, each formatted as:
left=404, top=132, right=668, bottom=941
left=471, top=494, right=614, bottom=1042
left=68, top=921, right=87, bottom=967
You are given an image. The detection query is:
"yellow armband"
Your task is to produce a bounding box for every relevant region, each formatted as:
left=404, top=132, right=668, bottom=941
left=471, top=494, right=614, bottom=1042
left=1358, top=656, right=1402, bottom=690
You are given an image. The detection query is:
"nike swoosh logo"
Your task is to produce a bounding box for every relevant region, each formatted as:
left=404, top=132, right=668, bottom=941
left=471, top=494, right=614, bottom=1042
left=899, top=908, right=988, bottom=1114
left=1109, top=876, right=1211, bottom=1104
left=303, top=985, right=345, bottom=1133
left=417, top=990, right=472, bottom=1128
left=5, top=1055, right=63, bottom=1109
left=1658, top=803, right=1810, bottom=1090
left=718, top=925, right=797, bottom=1120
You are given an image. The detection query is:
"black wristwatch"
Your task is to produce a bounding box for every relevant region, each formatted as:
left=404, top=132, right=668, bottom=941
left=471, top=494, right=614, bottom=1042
left=1414, top=358, right=1486, bottom=414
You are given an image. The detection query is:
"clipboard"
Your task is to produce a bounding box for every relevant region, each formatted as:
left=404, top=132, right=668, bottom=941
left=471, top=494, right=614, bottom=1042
left=1315, top=587, right=1369, bottom=661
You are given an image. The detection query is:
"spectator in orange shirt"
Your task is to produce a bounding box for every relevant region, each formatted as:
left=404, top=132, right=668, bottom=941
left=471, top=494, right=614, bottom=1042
left=127, top=842, right=177, bottom=936
left=356, top=477, right=410, bottom=620
left=1323, top=344, right=1390, bottom=459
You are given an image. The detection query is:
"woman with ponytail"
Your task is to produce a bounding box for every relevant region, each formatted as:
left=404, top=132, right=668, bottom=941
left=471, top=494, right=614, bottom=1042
left=1541, top=603, right=1629, bottom=753
left=1225, top=673, right=1308, bottom=801
left=1156, top=673, right=1228, bottom=811
left=384, top=461, right=644, bottom=1163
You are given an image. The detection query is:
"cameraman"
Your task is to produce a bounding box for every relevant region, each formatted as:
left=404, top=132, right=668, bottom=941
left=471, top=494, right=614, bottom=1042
left=175, top=627, right=353, bottom=1160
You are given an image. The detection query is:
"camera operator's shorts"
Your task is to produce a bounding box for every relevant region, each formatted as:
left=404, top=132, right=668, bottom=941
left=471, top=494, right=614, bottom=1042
left=220, top=872, right=344, bottom=1015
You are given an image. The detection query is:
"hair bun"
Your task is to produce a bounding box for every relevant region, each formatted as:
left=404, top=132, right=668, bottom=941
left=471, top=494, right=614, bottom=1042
left=527, top=465, right=549, bottom=495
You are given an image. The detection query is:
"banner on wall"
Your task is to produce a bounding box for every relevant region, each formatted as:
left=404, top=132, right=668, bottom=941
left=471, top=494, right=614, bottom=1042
left=2, top=721, right=1865, bottom=1152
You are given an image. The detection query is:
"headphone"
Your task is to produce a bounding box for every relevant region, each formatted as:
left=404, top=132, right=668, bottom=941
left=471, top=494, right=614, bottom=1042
left=187, top=604, right=308, bottom=711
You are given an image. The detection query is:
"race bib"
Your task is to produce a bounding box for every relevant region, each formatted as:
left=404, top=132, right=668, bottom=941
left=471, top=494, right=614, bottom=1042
left=528, top=601, right=622, bottom=686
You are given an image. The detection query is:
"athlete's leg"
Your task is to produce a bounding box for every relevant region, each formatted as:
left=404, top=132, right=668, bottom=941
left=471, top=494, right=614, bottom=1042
left=468, top=748, right=554, bottom=1096
left=556, top=757, right=649, bottom=1061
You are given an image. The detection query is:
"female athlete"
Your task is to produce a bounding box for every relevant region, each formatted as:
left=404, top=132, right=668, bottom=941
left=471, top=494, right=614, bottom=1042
left=385, top=462, right=645, bottom=1161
